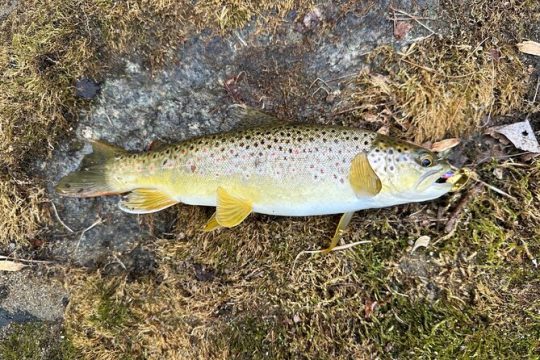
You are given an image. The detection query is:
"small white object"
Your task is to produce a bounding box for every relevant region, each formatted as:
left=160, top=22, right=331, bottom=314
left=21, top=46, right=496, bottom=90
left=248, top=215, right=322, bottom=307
left=411, top=235, right=431, bottom=253
left=489, top=120, right=540, bottom=153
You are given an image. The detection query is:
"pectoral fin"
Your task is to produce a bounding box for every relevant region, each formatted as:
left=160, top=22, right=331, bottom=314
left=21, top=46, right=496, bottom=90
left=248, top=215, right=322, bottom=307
left=119, top=188, right=178, bottom=214
left=215, top=187, right=252, bottom=228
left=349, top=153, right=382, bottom=197
left=321, top=212, right=355, bottom=254
left=203, top=212, right=222, bottom=232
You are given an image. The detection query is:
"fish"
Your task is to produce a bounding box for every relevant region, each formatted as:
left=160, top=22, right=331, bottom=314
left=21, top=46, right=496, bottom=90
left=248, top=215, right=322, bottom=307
left=56, top=110, right=459, bottom=252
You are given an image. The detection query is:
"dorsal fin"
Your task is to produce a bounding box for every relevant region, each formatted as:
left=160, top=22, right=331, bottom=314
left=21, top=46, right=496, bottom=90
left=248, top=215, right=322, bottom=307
left=81, top=140, right=127, bottom=168
left=228, top=104, right=289, bottom=130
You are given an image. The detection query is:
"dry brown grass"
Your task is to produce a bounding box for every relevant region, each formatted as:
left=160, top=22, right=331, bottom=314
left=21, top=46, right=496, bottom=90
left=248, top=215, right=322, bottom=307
left=0, top=177, right=48, bottom=246
left=352, top=42, right=530, bottom=142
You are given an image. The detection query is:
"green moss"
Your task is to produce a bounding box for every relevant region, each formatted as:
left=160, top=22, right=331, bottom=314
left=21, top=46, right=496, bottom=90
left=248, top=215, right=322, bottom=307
left=89, top=284, right=135, bottom=334
left=0, top=322, right=78, bottom=360
left=377, top=297, right=539, bottom=358
left=216, top=314, right=289, bottom=359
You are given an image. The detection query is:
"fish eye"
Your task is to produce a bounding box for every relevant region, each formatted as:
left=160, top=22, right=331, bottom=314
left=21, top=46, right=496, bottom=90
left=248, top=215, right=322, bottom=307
left=419, top=154, right=434, bottom=167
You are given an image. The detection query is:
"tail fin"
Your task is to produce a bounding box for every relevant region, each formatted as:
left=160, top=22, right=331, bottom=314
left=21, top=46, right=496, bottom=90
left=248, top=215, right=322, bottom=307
left=55, top=141, right=126, bottom=198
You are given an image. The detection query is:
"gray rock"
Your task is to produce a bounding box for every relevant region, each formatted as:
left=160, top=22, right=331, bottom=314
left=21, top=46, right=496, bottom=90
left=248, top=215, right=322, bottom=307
left=0, top=271, right=66, bottom=329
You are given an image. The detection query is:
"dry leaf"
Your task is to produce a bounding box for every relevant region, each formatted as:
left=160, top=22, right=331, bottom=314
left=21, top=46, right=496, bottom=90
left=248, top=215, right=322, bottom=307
left=411, top=235, right=431, bottom=253
left=364, top=300, right=377, bottom=319
left=362, top=113, right=380, bottom=123
left=394, top=21, right=413, bottom=40
left=377, top=125, right=390, bottom=135
left=517, top=41, right=540, bottom=57
left=0, top=261, right=26, bottom=272
left=487, top=120, right=540, bottom=153
left=430, top=138, right=461, bottom=152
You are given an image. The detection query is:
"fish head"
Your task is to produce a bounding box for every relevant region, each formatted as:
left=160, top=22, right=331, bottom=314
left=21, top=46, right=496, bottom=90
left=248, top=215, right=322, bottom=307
left=368, top=135, right=455, bottom=202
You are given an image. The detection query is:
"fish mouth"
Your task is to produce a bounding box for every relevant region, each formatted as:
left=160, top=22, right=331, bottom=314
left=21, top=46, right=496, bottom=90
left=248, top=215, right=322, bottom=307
left=415, top=168, right=454, bottom=191
left=435, top=171, right=455, bottom=184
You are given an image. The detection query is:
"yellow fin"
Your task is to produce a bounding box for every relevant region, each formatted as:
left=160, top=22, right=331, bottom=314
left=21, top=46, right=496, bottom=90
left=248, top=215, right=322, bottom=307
left=215, top=187, right=252, bottom=228
left=229, top=104, right=289, bottom=129
left=119, top=188, right=178, bottom=214
left=349, top=153, right=382, bottom=197
left=203, top=212, right=222, bottom=232
left=321, top=212, right=354, bottom=254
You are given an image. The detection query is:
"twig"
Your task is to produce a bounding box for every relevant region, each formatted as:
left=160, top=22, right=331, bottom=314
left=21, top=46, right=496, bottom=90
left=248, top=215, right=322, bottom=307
left=112, top=254, right=127, bottom=270
left=390, top=7, right=439, bottom=36
left=464, top=37, right=489, bottom=62
left=0, top=256, right=54, bottom=264
left=475, top=178, right=516, bottom=200
left=75, top=218, right=104, bottom=252
left=51, top=202, right=74, bottom=233
left=399, top=58, right=437, bottom=73
left=531, top=76, right=540, bottom=104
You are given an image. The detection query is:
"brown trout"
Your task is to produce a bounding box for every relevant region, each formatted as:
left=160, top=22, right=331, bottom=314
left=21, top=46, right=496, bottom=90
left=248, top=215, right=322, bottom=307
left=56, top=114, right=458, bottom=252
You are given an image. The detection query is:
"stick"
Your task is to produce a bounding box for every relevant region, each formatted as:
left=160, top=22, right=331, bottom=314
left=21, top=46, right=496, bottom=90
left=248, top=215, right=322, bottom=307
left=51, top=202, right=74, bottom=233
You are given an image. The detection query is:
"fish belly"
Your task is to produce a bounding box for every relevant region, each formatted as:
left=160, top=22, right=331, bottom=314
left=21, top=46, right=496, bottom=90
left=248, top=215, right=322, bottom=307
left=162, top=173, right=379, bottom=216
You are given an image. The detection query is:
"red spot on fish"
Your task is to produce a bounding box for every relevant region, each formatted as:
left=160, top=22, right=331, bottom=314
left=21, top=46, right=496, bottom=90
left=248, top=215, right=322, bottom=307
left=191, top=164, right=197, bottom=173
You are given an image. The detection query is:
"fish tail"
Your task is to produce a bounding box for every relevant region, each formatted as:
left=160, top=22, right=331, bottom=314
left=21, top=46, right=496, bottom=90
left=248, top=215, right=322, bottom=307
left=55, top=141, right=126, bottom=197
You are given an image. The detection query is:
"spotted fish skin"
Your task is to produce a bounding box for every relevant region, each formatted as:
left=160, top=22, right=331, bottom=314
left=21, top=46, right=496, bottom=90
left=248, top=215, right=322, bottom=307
left=57, top=123, right=454, bottom=217
left=104, top=124, right=378, bottom=214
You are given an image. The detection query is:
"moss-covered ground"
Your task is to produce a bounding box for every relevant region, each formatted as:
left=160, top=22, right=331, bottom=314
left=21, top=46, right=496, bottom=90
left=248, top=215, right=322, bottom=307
left=1, top=0, right=539, bottom=358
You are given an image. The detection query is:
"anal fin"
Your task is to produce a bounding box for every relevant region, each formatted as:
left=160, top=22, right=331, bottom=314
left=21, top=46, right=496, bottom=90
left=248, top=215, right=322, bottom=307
left=119, top=188, right=178, bottom=214
left=215, top=187, right=252, bottom=228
